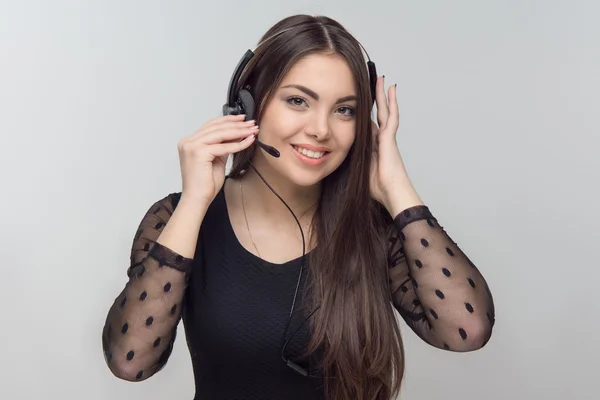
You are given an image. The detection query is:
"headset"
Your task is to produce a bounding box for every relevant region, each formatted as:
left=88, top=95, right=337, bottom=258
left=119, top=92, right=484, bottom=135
left=222, top=26, right=378, bottom=378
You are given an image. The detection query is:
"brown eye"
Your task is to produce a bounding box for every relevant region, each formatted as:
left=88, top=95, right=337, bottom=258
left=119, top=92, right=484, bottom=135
left=286, top=96, right=308, bottom=107
left=337, top=106, right=355, bottom=117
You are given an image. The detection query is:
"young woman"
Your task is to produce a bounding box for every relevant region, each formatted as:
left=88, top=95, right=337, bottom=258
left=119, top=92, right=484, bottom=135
left=102, top=14, right=495, bottom=400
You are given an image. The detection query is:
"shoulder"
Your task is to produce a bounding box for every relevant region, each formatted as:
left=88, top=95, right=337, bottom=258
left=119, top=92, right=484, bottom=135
left=142, top=192, right=182, bottom=215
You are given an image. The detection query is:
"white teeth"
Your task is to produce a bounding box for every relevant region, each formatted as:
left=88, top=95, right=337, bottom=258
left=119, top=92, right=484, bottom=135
left=293, top=146, right=326, bottom=159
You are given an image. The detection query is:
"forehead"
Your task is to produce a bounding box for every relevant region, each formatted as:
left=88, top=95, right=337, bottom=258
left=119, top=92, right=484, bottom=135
left=279, top=53, right=356, bottom=95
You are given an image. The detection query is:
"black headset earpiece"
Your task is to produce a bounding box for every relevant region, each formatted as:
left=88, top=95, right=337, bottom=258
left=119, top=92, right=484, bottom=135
left=367, top=60, right=377, bottom=105
left=222, top=50, right=255, bottom=121
left=236, top=88, right=255, bottom=121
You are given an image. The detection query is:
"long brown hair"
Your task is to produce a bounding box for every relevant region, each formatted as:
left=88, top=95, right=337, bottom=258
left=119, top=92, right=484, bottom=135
left=228, top=15, right=405, bottom=400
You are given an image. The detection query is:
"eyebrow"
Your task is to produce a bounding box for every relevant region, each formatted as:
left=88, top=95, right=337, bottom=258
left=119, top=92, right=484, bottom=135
left=281, top=84, right=357, bottom=104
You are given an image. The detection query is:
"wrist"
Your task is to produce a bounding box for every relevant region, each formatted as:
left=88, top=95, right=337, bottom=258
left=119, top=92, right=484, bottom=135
left=179, top=193, right=211, bottom=211
left=384, top=180, right=424, bottom=218
left=176, top=195, right=210, bottom=221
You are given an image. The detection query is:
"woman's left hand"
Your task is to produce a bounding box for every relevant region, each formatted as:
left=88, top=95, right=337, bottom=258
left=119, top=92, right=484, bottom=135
left=369, top=77, right=414, bottom=214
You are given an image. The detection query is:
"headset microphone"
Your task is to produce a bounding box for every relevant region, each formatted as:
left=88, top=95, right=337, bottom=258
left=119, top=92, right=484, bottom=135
left=255, top=139, right=280, bottom=158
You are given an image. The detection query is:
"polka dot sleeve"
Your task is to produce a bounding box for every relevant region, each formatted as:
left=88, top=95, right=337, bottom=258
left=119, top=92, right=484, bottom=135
left=102, top=194, right=194, bottom=381
left=388, top=205, right=495, bottom=352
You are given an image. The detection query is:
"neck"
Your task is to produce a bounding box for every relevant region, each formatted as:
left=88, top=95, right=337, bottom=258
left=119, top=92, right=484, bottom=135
left=241, top=152, right=320, bottom=224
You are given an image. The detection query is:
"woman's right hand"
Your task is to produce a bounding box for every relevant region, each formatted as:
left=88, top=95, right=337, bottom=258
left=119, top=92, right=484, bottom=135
left=177, top=114, right=258, bottom=206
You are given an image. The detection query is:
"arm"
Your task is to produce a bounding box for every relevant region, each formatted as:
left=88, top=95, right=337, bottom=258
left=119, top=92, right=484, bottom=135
left=387, top=204, right=495, bottom=352
left=102, top=193, right=208, bottom=381
left=369, top=78, right=494, bottom=351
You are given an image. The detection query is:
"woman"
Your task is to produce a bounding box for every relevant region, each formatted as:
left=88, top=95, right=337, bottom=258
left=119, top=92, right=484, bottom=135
left=102, top=14, right=495, bottom=400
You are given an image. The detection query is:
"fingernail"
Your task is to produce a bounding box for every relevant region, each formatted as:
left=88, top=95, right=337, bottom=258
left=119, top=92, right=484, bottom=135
left=394, top=83, right=397, bottom=87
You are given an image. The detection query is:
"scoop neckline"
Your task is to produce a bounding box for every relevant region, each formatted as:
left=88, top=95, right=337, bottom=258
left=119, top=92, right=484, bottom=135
left=219, top=175, right=314, bottom=268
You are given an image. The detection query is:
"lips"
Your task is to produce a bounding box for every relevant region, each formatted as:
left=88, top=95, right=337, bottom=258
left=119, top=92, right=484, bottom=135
left=291, top=143, right=331, bottom=152
left=291, top=145, right=330, bottom=166
left=292, top=145, right=329, bottom=159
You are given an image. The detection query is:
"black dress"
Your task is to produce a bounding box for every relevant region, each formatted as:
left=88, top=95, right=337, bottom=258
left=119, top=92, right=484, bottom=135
left=102, top=177, right=495, bottom=399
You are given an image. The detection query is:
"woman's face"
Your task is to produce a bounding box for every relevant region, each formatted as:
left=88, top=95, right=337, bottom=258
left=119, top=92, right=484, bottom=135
left=255, top=52, right=358, bottom=187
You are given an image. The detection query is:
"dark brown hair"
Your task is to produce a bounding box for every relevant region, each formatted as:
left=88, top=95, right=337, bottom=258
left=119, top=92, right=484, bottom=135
left=228, top=15, right=404, bottom=400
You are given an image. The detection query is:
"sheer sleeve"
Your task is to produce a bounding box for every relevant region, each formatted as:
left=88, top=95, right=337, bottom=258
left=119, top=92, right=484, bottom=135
left=387, top=205, right=495, bottom=352
left=102, top=193, right=194, bottom=381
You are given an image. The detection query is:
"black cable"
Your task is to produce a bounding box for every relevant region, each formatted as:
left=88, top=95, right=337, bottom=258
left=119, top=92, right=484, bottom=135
left=245, top=161, right=323, bottom=378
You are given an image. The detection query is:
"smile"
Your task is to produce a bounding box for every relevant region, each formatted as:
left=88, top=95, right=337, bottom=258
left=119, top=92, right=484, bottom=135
left=292, top=145, right=328, bottom=159
left=291, top=145, right=331, bottom=166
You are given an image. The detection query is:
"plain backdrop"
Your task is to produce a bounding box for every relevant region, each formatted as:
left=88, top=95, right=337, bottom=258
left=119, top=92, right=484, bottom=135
left=1, top=0, right=598, bottom=399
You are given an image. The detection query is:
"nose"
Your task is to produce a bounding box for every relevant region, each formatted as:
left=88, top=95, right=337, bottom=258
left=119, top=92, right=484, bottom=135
left=305, top=112, right=330, bottom=141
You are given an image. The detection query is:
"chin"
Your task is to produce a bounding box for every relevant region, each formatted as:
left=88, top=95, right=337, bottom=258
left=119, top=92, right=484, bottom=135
left=284, top=149, right=344, bottom=187
left=285, top=171, right=325, bottom=187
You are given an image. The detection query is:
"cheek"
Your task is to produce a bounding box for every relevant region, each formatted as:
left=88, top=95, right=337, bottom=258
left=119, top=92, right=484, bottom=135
left=260, top=102, right=302, bottom=140
left=328, top=131, right=355, bottom=168
left=335, top=125, right=356, bottom=152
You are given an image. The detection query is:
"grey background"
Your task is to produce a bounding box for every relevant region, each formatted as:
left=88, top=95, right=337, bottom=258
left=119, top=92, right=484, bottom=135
left=1, top=0, right=597, bottom=399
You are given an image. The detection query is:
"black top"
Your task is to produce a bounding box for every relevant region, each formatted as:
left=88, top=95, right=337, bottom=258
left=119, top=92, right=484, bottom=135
left=102, top=178, right=495, bottom=399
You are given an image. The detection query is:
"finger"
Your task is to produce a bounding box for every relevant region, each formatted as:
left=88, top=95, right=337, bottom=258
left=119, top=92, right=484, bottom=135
left=200, top=116, right=253, bottom=136
left=186, top=119, right=256, bottom=143
left=387, top=84, right=400, bottom=133
left=204, top=114, right=246, bottom=129
left=209, top=133, right=256, bottom=157
left=186, top=115, right=248, bottom=139
left=199, top=124, right=259, bottom=145
left=375, top=76, right=389, bottom=129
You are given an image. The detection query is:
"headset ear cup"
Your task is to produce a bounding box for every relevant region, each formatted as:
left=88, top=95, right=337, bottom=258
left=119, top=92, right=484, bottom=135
left=238, top=89, right=255, bottom=121
left=367, top=61, right=377, bottom=105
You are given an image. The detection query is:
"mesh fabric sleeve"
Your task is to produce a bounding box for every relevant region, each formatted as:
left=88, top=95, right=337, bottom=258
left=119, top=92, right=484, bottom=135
left=387, top=205, right=495, bottom=352
left=101, top=193, right=194, bottom=381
